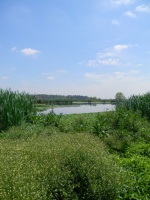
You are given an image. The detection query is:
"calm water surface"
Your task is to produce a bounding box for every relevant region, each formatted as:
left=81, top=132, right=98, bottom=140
left=41, top=104, right=115, bottom=115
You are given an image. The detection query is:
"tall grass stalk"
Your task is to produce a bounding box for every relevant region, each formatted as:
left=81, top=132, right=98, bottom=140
left=0, top=88, right=36, bottom=131
left=122, top=92, right=150, bottom=120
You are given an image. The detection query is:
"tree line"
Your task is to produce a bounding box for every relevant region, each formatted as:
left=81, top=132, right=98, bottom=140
left=32, top=94, right=116, bottom=105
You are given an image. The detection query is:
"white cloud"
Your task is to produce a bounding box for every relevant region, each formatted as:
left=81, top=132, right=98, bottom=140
left=89, top=51, right=122, bottom=66
left=85, top=70, right=142, bottom=84
left=80, top=44, right=131, bottom=67
left=137, top=64, right=143, bottom=67
left=135, top=4, right=150, bottom=13
left=113, top=44, right=130, bottom=51
left=130, top=70, right=140, bottom=74
left=20, top=48, right=40, bottom=56
left=114, top=71, right=126, bottom=78
left=111, top=0, right=134, bottom=6
left=47, top=76, right=55, bottom=80
left=85, top=72, right=126, bottom=82
left=85, top=73, right=102, bottom=80
left=86, top=59, right=98, bottom=67
left=123, top=10, right=136, bottom=18
left=100, top=58, right=121, bottom=65
left=97, top=52, right=115, bottom=58
left=0, top=76, right=9, bottom=80
left=56, top=70, right=67, bottom=74
left=9, top=67, right=16, bottom=71
left=42, top=72, right=52, bottom=75
left=11, top=46, right=17, bottom=51
left=112, top=19, right=120, bottom=25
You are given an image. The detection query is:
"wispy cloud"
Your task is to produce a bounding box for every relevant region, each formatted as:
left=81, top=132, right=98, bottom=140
left=84, top=72, right=121, bottom=82
left=100, top=58, right=121, bottom=66
left=85, top=73, right=102, bottom=81
left=111, top=0, right=134, bottom=6
left=42, top=70, right=67, bottom=80
left=11, top=46, right=18, bottom=51
left=9, top=67, right=16, bottom=71
left=113, top=44, right=130, bottom=51
left=42, top=72, right=55, bottom=80
left=112, top=19, right=120, bottom=25
left=114, top=71, right=126, bottom=78
left=47, top=76, right=55, bottom=80
left=85, top=70, right=141, bottom=83
left=123, top=10, right=136, bottom=18
left=56, top=70, right=67, bottom=74
left=135, top=4, right=150, bottom=13
left=80, top=44, right=131, bottom=67
left=130, top=70, right=140, bottom=74
left=0, top=76, right=9, bottom=80
left=42, top=73, right=52, bottom=75
left=20, top=48, right=40, bottom=56
left=82, top=57, right=121, bottom=67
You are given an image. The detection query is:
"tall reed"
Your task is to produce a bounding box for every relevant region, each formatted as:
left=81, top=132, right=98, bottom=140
left=122, top=92, right=150, bottom=120
left=0, top=88, right=36, bottom=131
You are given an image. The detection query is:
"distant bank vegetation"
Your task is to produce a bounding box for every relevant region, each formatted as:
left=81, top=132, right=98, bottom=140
left=33, top=94, right=115, bottom=105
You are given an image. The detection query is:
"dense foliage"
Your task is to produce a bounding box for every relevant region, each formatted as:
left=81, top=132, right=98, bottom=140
left=34, top=94, right=91, bottom=101
left=0, top=89, right=150, bottom=199
left=123, top=92, right=150, bottom=120
left=0, top=88, right=36, bottom=131
left=33, top=94, right=114, bottom=105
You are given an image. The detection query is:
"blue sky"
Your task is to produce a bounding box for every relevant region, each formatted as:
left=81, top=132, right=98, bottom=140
left=0, top=0, right=150, bottom=98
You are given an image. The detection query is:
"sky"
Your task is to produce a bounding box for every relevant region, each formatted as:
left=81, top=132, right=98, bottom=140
left=0, top=0, right=150, bottom=99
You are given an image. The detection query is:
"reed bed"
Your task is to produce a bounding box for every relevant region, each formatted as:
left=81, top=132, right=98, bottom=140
left=0, top=88, right=36, bottom=131
left=122, top=92, right=150, bottom=120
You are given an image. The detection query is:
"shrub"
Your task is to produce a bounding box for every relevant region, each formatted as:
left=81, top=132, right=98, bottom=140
left=119, top=154, right=150, bottom=199
left=90, top=113, right=110, bottom=138
left=31, top=111, right=63, bottom=127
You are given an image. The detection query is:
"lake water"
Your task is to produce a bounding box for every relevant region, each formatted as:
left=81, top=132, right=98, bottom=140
left=40, top=104, right=115, bottom=115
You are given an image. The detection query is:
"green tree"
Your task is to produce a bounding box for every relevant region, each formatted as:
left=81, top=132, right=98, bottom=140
left=115, top=92, right=125, bottom=102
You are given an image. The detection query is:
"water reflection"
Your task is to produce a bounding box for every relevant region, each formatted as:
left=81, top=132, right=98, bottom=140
left=40, top=104, right=115, bottom=115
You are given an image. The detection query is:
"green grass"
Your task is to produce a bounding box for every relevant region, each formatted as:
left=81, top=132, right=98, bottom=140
left=0, top=126, right=129, bottom=200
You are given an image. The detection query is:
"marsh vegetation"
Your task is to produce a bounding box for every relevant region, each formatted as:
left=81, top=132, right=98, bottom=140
left=0, top=89, right=150, bottom=199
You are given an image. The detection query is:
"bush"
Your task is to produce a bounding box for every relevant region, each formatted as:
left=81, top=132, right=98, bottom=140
left=31, top=111, right=63, bottom=127
left=119, top=153, right=150, bottom=199
left=90, top=113, right=110, bottom=138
